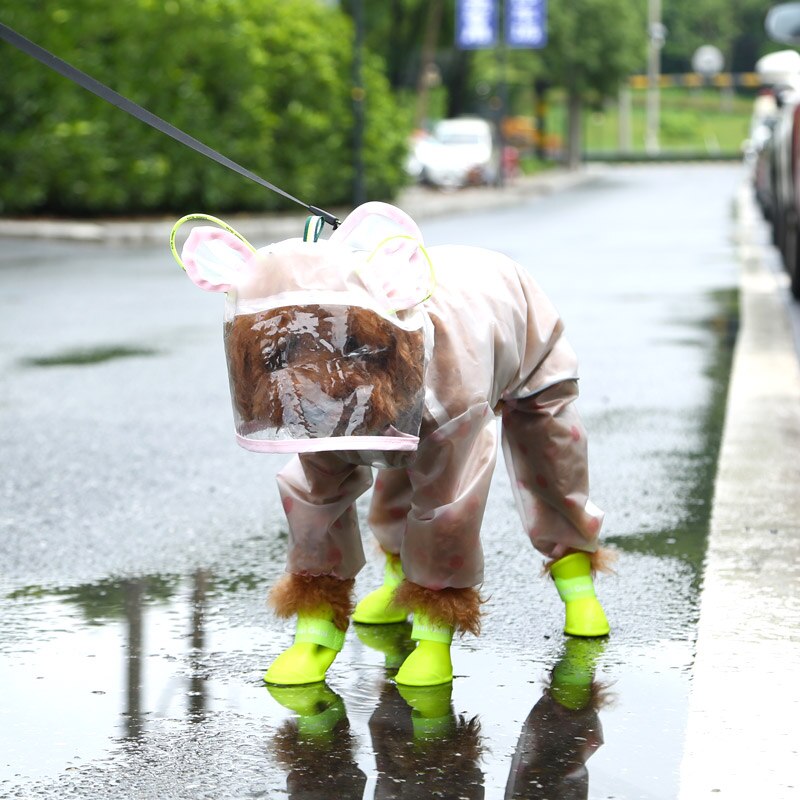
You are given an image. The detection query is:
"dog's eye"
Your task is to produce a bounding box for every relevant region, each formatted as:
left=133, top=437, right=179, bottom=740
left=343, top=335, right=380, bottom=358
left=343, top=335, right=390, bottom=362
left=343, top=335, right=361, bottom=356
left=261, top=344, right=285, bottom=371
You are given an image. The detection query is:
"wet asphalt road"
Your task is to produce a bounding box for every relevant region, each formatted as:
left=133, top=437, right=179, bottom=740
left=0, top=163, right=744, bottom=799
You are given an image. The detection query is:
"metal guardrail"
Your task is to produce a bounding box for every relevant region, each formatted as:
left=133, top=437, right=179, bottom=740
left=583, top=152, right=743, bottom=163
left=628, top=72, right=761, bottom=89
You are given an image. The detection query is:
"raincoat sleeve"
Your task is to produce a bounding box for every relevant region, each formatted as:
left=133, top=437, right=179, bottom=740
left=367, top=417, right=497, bottom=593
left=500, top=268, right=604, bottom=561
left=276, top=452, right=373, bottom=579
left=380, top=402, right=498, bottom=591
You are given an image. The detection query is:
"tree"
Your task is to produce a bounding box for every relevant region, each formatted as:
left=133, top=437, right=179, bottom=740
left=661, top=0, right=777, bottom=75
left=0, top=0, right=410, bottom=215
left=543, top=0, right=647, bottom=168
left=341, top=0, right=647, bottom=166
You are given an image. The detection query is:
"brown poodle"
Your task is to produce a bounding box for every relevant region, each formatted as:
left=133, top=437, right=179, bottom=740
left=175, top=202, right=613, bottom=689
left=225, top=304, right=425, bottom=438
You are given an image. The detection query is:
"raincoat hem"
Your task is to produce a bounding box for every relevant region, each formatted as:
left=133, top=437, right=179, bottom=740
left=235, top=433, right=419, bottom=453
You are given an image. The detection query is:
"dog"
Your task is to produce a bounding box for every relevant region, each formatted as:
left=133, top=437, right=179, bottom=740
left=175, top=201, right=612, bottom=687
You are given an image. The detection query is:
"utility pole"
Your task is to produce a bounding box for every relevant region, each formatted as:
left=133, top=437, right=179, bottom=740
left=645, top=0, right=665, bottom=154
left=618, top=81, right=632, bottom=153
left=414, top=0, right=444, bottom=129
left=352, top=0, right=366, bottom=206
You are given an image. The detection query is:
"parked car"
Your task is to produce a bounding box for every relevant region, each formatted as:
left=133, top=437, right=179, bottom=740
left=748, top=93, right=778, bottom=222
left=408, top=117, right=501, bottom=190
left=748, top=51, right=797, bottom=224
left=750, top=21, right=800, bottom=298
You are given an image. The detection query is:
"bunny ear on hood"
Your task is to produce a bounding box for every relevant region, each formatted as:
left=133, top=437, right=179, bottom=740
left=331, top=202, right=435, bottom=312
left=170, top=214, right=256, bottom=293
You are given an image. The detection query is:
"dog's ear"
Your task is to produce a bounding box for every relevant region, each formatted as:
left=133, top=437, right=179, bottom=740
left=173, top=222, right=255, bottom=293
left=332, top=202, right=434, bottom=311
left=360, top=234, right=434, bottom=311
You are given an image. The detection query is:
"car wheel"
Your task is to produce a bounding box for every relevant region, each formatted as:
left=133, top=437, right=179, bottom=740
left=784, top=216, right=800, bottom=300
left=791, top=233, right=800, bottom=300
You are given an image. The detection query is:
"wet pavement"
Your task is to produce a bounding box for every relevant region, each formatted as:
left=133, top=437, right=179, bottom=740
left=1, top=164, right=747, bottom=798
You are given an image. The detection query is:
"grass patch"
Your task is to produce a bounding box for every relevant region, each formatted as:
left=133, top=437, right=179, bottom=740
left=535, top=87, right=752, bottom=157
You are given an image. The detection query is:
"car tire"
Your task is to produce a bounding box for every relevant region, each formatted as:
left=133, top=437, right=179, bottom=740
left=773, top=203, right=785, bottom=251
left=784, top=216, right=800, bottom=300
left=791, top=235, right=800, bottom=300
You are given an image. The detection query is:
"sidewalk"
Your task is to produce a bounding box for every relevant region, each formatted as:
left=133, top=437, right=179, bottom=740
left=678, top=185, right=800, bottom=798
left=0, top=167, right=602, bottom=244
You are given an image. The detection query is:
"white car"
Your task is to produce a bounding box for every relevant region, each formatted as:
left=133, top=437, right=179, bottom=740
left=411, top=118, right=500, bottom=189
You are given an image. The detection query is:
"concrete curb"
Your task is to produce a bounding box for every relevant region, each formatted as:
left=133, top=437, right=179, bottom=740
left=0, top=167, right=604, bottom=244
left=678, top=185, right=800, bottom=798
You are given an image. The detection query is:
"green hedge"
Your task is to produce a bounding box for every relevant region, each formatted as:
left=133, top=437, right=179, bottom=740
left=0, top=0, right=411, bottom=215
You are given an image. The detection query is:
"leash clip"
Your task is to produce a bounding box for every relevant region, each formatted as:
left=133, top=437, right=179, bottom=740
left=308, top=205, right=340, bottom=231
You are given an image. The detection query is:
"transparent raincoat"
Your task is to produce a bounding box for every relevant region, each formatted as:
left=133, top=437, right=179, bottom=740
left=175, top=202, right=604, bottom=591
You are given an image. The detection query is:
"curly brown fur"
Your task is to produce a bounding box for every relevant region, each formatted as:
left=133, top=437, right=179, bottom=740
left=543, top=546, right=617, bottom=578
left=393, top=580, right=483, bottom=637
left=269, top=574, right=355, bottom=631
left=225, top=305, right=424, bottom=435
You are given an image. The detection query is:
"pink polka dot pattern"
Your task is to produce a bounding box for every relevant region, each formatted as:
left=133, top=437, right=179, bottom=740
left=328, top=547, right=342, bottom=563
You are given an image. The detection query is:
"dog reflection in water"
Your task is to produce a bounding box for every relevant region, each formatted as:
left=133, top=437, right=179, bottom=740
left=268, top=682, right=366, bottom=798
left=505, top=638, right=611, bottom=799
left=267, top=634, right=609, bottom=799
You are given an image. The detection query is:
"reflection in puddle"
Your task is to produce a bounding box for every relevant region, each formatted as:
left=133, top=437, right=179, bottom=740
left=268, top=634, right=608, bottom=800
left=269, top=682, right=366, bottom=797
left=1, top=574, right=612, bottom=798
left=504, top=639, right=610, bottom=799
left=0, top=571, right=272, bottom=784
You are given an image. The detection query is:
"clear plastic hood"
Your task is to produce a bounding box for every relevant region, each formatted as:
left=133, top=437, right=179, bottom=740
left=224, top=295, right=427, bottom=456
left=174, top=203, right=435, bottom=465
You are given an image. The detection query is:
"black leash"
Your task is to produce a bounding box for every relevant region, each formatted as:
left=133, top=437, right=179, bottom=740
left=0, top=22, right=340, bottom=229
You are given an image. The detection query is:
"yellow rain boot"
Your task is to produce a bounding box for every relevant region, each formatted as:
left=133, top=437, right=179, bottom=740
left=394, top=613, right=454, bottom=687
left=266, top=682, right=346, bottom=740
left=352, top=553, right=407, bottom=624
left=549, top=638, right=607, bottom=711
left=550, top=552, right=610, bottom=637
left=264, top=609, right=346, bottom=686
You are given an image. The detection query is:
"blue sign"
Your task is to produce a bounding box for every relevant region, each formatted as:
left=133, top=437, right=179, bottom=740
left=456, top=0, right=498, bottom=50
left=506, top=0, right=547, bottom=48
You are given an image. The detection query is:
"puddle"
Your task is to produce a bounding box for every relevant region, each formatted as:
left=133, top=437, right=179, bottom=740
left=1, top=567, right=697, bottom=799
left=1, top=573, right=273, bottom=785
left=19, top=345, right=159, bottom=368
